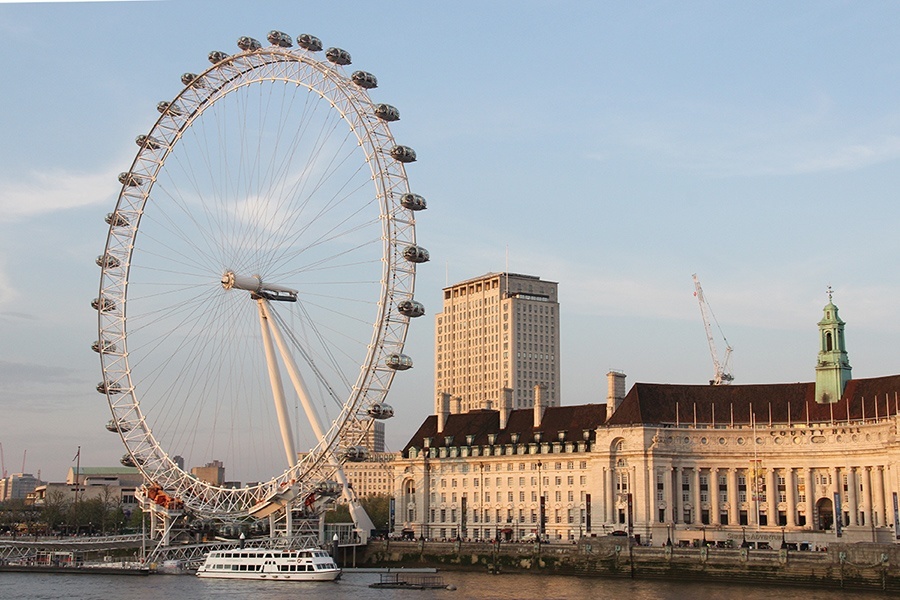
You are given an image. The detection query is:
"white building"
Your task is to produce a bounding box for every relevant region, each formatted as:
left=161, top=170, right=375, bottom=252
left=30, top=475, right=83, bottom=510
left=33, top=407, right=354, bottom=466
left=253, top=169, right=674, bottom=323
left=396, top=297, right=900, bottom=547
left=435, top=272, right=560, bottom=414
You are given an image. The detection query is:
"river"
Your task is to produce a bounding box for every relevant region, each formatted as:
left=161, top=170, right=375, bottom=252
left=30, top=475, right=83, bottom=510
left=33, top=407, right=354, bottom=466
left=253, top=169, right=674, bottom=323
left=0, top=570, right=885, bottom=600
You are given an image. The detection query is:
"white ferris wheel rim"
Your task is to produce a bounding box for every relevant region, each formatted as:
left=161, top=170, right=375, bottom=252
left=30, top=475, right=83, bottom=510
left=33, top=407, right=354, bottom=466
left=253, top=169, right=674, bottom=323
left=94, top=36, right=420, bottom=518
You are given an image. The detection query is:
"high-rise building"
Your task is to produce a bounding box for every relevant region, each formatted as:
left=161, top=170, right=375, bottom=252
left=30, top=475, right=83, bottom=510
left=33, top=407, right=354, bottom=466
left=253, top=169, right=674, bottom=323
left=435, top=272, right=560, bottom=414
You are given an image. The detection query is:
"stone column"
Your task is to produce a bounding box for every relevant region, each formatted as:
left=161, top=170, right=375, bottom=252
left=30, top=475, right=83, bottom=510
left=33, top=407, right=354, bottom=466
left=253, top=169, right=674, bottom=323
left=831, top=466, right=841, bottom=530
left=804, top=467, right=814, bottom=527
left=661, top=466, right=672, bottom=524
left=767, top=468, right=778, bottom=526
left=607, top=467, right=616, bottom=524
left=847, top=467, right=859, bottom=527
left=728, top=468, right=739, bottom=526
left=710, top=468, right=720, bottom=525
left=693, top=467, right=702, bottom=525
left=675, top=466, right=684, bottom=524
left=785, top=468, right=796, bottom=527
left=874, top=465, right=886, bottom=528
left=861, top=466, right=873, bottom=528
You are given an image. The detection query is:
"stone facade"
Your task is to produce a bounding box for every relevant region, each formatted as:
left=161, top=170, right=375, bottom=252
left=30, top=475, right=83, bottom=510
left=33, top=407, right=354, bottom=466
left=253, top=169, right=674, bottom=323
left=394, top=298, right=900, bottom=547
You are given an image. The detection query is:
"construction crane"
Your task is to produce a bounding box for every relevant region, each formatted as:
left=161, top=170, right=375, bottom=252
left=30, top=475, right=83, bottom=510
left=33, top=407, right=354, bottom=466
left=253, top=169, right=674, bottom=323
left=692, top=274, right=734, bottom=385
left=0, top=442, right=6, bottom=479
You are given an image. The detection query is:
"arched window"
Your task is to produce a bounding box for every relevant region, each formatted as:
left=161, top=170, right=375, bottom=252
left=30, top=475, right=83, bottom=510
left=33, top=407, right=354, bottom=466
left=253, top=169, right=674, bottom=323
left=825, top=332, right=833, bottom=352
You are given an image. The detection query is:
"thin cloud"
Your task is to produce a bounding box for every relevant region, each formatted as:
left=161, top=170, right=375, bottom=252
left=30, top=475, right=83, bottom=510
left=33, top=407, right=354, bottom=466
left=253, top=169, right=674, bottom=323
left=0, top=167, right=118, bottom=223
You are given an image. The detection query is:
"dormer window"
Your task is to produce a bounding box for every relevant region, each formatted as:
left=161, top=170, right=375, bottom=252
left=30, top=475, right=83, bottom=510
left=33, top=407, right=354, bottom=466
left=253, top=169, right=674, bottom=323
left=423, top=437, right=432, bottom=448
left=582, top=429, right=591, bottom=441
left=488, top=433, right=497, bottom=445
left=466, top=434, right=475, bottom=446
left=444, top=435, right=454, bottom=446
left=510, top=433, right=520, bottom=444
left=534, top=432, right=542, bottom=443
left=557, top=430, right=566, bottom=442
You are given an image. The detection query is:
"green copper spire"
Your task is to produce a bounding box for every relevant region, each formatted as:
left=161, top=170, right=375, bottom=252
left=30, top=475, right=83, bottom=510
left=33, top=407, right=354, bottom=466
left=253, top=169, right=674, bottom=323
left=814, top=286, right=852, bottom=403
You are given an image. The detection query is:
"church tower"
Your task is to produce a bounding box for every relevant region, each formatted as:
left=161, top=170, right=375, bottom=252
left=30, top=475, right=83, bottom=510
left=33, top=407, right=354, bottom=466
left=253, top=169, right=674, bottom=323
left=814, top=287, right=852, bottom=403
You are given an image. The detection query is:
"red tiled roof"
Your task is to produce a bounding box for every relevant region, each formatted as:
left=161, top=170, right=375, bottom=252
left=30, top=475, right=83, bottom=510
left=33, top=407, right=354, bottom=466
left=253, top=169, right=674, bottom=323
left=605, top=374, right=900, bottom=427
left=402, top=404, right=607, bottom=453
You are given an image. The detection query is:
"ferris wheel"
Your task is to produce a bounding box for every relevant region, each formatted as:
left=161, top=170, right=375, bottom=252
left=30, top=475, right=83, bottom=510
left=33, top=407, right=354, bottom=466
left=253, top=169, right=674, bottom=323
left=93, top=30, right=428, bottom=519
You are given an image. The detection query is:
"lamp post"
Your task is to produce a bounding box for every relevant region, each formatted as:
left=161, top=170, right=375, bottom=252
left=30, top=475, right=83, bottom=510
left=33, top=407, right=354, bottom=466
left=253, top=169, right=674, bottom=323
left=780, top=526, right=787, bottom=550
left=665, top=523, right=673, bottom=547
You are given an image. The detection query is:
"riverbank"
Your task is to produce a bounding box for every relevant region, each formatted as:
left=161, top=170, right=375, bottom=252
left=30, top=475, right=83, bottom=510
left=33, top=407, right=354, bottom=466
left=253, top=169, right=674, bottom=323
left=355, top=538, right=900, bottom=593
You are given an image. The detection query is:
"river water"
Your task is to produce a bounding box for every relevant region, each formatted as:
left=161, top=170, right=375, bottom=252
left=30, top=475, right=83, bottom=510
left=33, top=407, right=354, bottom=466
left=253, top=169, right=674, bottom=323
left=0, top=570, right=882, bottom=600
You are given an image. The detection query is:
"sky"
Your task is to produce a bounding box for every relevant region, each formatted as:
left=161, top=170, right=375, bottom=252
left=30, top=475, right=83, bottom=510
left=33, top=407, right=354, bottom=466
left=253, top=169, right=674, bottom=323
left=1, top=0, right=899, bottom=482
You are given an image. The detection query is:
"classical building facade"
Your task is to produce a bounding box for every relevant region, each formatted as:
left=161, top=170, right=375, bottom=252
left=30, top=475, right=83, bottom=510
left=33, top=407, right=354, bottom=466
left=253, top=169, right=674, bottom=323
left=435, top=272, right=560, bottom=414
left=395, top=298, right=900, bottom=547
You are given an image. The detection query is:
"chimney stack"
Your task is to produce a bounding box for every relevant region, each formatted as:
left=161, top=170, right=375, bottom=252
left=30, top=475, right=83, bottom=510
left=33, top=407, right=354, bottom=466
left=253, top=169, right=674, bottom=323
left=500, top=388, right=513, bottom=430
left=533, top=383, right=547, bottom=428
left=437, top=392, right=451, bottom=434
left=606, top=371, right=626, bottom=421
left=454, top=395, right=463, bottom=414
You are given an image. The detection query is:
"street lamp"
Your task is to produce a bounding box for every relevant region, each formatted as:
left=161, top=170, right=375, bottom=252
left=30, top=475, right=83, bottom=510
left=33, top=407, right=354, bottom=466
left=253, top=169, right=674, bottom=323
left=665, top=523, right=673, bottom=547
left=780, top=526, right=787, bottom=550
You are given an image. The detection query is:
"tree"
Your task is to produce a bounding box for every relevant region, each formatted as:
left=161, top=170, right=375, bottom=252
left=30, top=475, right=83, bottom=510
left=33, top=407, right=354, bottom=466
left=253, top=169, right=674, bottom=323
left=41, top=489, right=70, bottom=533
left=361, top=494, right=392, bottom=532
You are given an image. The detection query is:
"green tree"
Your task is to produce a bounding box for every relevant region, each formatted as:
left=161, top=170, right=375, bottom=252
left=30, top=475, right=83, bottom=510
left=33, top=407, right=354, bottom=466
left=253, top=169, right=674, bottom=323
left=361, top=494, right=392, bottom=531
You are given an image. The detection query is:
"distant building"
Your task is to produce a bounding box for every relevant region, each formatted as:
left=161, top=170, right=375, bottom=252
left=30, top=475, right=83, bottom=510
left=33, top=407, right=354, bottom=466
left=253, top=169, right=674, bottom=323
left=435, top=272, right=560, bottom=414
left=342, top=418, right=385, bottom=453
left=32, top=466, right=143, bottom=512
left=341, top=452, right=398, bottom=498
left=0, top=473, right=42, bottom=502
left=191, top=460, right=225, bottom=485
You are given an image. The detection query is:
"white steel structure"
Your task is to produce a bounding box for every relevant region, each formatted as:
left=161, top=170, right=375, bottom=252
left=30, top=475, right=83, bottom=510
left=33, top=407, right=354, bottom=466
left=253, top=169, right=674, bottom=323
left=691, top=274, right=733, bottom=386
left=93, top=31, right=427, bottom=520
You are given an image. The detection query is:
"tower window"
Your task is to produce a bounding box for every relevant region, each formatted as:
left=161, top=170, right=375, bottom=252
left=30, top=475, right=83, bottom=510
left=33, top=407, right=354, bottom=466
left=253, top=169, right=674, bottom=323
left=825, top=332, right=833, bottom=352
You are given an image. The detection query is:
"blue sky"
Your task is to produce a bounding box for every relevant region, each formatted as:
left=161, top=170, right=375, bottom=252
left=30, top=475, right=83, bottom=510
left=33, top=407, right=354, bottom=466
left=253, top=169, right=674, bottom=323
left=1, top=1, right=899, bottom=481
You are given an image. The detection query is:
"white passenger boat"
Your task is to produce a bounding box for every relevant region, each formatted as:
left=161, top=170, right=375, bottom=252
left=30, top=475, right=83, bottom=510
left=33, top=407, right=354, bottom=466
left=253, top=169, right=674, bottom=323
left=196, top=547, right=341, bottom=581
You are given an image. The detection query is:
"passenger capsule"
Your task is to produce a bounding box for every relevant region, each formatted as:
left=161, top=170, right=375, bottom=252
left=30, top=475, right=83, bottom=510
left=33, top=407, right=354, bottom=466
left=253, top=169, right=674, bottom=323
left=92, top=339, right=118, bottom=354
left=97, top=380, right=123, bottom=395
left=296, top=34, right=323, bottom=51
left=118, top=172, right=143, bottom=187
left=120, top=454, right=140, bottom=467
left=390, top=145, right=417, bottom=163
left=135, top=134, right=162, bottom=150
left=180, top=72, right=207, bottom=87
left=402, top=245, right=430, bottom=263
left=96, top=254, right=121, bottom=269
left=91, top=297, right=116, bottom=312
left=351, top=70, right=378, bottom=89
left=400, top=193, right=427, bottom=211
left=385, top=353, right=413, bottom=371
left=105, top=212, right=130, bottom=228
left=344, top=446, right=369, bottom=462
left=397, top=299, right=425, bottom=318
left=325, top=47, right=352, bottom=66
left=374, top=104, right=400, bottom=122
left=367, top=403, right=394, bottom=419
left=237, top=36, right=262, bottom=51
left=208, top=50, right=230, bottom=64
left=106, top=418, right=132, bottom=432
left=314, top=480, right=342, bottom=497
left=267, top=30, right=293, bottom=48
left=157, top=101, right=184, bottom=116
